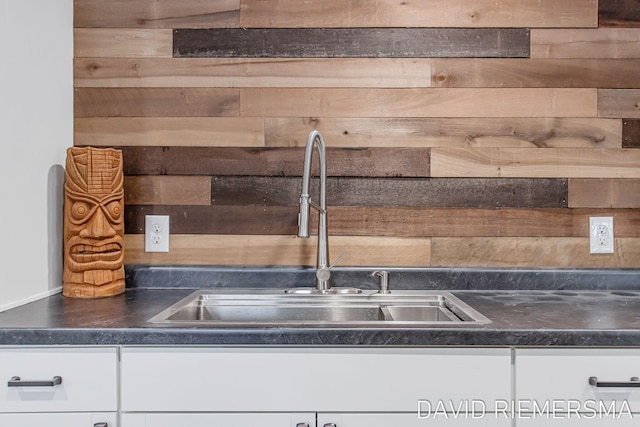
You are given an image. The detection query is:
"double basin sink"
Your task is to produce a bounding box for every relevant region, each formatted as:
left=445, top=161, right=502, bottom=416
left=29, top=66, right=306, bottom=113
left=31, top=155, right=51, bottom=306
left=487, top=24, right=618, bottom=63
left=148, top=289, right=490, bottom=328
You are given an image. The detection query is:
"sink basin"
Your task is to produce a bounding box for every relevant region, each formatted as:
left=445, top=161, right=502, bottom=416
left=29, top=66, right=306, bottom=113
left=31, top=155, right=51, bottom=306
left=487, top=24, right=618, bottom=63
left=148, top=289, right=490, bottom=327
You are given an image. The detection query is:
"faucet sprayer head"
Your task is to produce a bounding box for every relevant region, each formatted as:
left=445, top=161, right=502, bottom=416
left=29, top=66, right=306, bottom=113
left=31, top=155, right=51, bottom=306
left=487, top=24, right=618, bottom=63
left=297, top=194, right=311, bottom=238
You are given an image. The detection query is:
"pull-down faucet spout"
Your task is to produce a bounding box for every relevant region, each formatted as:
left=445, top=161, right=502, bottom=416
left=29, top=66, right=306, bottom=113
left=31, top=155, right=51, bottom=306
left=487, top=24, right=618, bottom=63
left=298, top=130, right=331, bottom=291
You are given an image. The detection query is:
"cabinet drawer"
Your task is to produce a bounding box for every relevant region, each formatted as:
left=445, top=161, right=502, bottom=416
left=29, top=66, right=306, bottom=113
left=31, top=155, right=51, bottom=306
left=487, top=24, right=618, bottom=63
left=122, top=347, right=511, bottom=412
left=319, top=413, right=512, bottom=427
left=516, top=415, right=637, bottom=426
left=0, top=412, right=117, bottom=427
left=0, top=347, right=118, bottom=413
left=515, top=349, right=640, bottom=414
left=122, top=413, right=314, bottom=427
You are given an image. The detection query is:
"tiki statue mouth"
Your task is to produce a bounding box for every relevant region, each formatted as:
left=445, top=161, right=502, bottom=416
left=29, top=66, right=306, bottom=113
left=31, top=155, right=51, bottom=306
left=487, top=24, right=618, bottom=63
left=66, top=237, right=124, bottom=271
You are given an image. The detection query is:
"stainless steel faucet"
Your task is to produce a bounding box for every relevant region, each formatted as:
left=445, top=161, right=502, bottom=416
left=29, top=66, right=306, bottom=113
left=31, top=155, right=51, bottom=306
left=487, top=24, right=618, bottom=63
left=297, top=130, right=333, bottom=291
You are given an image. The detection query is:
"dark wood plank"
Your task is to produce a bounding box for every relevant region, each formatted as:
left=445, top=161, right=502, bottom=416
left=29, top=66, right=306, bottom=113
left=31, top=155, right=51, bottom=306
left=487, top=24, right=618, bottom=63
left=119, top=147, right=430, bottom=177
left=173, top=28, right=530, bottom=58
left=623, top=119, right=640, bottom=147
left=211, top=177, right=568, bottom=208
left=74, top=0, right=240, bottom=28
left=74, top=88, right=239, bottom=117
left=599, top=0, right=640, bottom=27
left=432, top=59, right=640, bottom=88
left=125, top=205, right=296, bottom=235
left=125, top=206, right=640, bottom=237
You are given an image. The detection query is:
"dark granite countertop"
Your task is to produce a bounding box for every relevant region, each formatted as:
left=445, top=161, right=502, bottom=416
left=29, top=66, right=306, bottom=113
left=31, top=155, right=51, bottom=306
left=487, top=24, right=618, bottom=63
left=1, top=266, right=639, bottom=347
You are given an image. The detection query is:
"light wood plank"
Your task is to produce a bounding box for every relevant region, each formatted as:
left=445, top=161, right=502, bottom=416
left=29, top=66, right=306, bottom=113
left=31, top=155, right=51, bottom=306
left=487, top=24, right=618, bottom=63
left=266, top=118, right=621, bottom=148
left=431, top=237, right=640, bottom=268
left=74, top=88, right=240, bottom=118
left=531, top=29, right=640, bottom=58
left=74, top=58, right=431, bottom=88
left=431, top=148, right=640, bottom=178
left=240, top=0, right=597, bottom=28
left=74, top=29, right=172, bottom=58
left=569, top=179, right=640, bottom=208
left=598, top=89, right=640, bottom=118
left=431, top=59, right=640, bottom=89
left=75, top=0, right=239, bottom=28
left=241, top=88, right=597, bottom=118
left=328, top=208, right=640, bottom=238
left=124, top=176, right=211, bottom=206
left=75, top=117, right=264, bottom=147
left=123, top=235, right=431, bottom=267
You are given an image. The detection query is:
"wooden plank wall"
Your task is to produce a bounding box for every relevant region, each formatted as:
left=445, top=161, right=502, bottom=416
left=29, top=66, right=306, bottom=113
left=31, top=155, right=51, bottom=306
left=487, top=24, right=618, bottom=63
left=74, top=0, right=640, bottom=268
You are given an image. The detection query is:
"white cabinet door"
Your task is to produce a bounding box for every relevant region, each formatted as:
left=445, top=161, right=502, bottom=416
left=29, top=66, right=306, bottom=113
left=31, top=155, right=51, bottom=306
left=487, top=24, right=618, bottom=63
left=0, top=347, right=118, bottom=413
left=516, top=415, right=637, bottom=426
left=0, top=412, right=117, bottom=427
left=515, top=349, right=640, bottom=412
left=121, top=413, right=315, bottom=427
left=317, top=413, right=512, bottom=426
left=121, top=347, right=511, bottom=413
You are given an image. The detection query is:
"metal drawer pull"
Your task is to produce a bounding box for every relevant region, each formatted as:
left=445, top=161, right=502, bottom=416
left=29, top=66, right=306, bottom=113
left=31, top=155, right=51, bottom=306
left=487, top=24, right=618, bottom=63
left=296, top=424, right=310, bottom=427
left=94, top=423, right=108, bottom=427
left=589, top=376, right=640, bottom=388
left=7, top=376, right=62, bottom=387
left=324, top=424, right=337, bottom=427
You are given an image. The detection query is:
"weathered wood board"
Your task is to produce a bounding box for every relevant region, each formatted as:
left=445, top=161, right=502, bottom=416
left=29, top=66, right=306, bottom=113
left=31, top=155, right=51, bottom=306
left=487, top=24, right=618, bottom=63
left=173, top=28, right=530, bottom=58
left=75, top=0, right=240, bottom=28
left=239, top=0, right=597, bottom=28
left=74, top=58, right=432, bottom=88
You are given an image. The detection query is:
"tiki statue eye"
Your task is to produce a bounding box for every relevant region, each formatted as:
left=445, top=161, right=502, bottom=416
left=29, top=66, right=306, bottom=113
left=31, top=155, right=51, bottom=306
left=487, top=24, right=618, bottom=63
left=71, top=202, right=91, bottom=221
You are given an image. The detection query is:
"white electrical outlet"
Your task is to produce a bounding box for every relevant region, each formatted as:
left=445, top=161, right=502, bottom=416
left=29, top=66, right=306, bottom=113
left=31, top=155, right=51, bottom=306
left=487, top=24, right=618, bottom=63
left=590, top=216, right=614, bottom=254
left=145, top=215, right=170, bottom=252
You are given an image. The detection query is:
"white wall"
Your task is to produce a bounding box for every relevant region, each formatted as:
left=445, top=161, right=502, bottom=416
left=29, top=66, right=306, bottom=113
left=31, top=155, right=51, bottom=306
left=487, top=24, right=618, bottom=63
left=0, top=0, right=73, bottom=310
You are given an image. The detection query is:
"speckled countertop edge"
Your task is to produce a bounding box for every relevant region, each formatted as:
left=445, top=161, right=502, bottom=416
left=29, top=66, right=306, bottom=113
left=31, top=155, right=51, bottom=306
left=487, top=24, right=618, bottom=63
left=0, top=266, right=639, bottom=347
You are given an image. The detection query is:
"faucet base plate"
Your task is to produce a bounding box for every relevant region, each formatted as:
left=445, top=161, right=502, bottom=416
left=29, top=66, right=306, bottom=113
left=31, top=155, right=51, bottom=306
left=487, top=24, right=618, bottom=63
left=284, top=287, right=362, bottom=295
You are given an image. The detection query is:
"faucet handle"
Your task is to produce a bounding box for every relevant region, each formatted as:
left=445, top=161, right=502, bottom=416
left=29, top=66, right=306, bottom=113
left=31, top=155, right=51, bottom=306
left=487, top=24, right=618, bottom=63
left=330, top=252, right=346, bottom=269
left=372, top=270, right=390, bottom=294
left=316, top=253, right=346, bottom=282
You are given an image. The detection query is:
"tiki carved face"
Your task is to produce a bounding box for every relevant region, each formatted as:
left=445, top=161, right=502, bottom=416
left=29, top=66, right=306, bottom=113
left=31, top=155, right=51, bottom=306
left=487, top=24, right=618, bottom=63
left=63, top=147, right=125, bottom=298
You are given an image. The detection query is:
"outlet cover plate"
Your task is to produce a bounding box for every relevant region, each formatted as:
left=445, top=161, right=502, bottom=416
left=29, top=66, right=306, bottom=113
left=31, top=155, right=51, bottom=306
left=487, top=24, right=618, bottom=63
left=590, top=216, right=614, bottom=254
left=145, top=215, right=170, bottom=252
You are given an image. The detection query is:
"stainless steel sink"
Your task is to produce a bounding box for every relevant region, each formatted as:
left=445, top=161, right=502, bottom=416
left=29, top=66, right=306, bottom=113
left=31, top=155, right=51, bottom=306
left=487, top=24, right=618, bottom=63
left=148, top=289, right=490, bottom=327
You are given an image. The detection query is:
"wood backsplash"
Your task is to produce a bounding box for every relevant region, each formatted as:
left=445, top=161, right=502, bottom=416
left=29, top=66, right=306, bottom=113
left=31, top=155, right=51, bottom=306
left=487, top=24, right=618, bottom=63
left=73, top=0, right=640, bottom=268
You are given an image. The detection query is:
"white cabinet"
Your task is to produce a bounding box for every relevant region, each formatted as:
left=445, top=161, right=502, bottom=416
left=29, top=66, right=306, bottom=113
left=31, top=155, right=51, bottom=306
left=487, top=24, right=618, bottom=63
left=0, top=347, right=119, bottom=427
left=120, top=347, right=512, bottom=426
left=514, top=348, right=640, bottom=425
left=6, top=344, right=640, bottom=426
left=121, top=413, right=315, bottom=427
left=516, top=416, right=637, bottom=426
left=318, top=412, right=511, bottom=426
left=122, top=412, right=511, bottom=427
left=0, top=412, right=117, bottom=427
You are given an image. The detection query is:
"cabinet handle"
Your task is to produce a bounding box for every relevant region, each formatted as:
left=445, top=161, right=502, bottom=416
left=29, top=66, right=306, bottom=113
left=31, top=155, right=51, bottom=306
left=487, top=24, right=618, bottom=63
left=589, top=376, right=640, bottom=388
left=7, top=376, right=62, bottom=387
left=324, top=424, right=337, bottom=427
left=296, top=424, right=310, bottom=427
left=94, top=424, right=108, bottom=427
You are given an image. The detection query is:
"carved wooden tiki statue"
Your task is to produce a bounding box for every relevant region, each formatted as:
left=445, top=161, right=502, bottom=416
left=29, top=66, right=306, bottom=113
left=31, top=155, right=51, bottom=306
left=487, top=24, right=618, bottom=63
left=63, top=147, right=125, bottom=298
